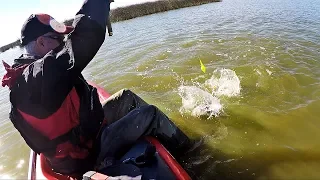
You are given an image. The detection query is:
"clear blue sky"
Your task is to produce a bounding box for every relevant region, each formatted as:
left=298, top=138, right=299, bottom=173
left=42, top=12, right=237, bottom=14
left=0, top=0, right=157, bottom=46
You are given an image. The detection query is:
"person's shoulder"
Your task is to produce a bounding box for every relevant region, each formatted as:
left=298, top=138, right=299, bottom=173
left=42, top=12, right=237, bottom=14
left=12, top=54, right=37, bottom=68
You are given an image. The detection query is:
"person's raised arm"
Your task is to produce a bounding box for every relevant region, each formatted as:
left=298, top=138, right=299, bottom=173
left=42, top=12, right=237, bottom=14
left=38, top=0, right=111, bottom=107
left=60, top=0, right=111, bottom=74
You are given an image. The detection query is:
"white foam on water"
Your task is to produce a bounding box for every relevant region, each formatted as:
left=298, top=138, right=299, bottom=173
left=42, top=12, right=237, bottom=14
left=260, top=46, right=266, bottom=50
left=254, top=69, right=262, bottom=75
left=16, top=159, right=25, bottom=169
left=0, top=175, right=13, bottom=179
left=178, top=86, right=222, bottom=118
left=178, top=68, right=241, bottom=118
left=266, top=69, right=272, bottom=75
left=205, top=69, right=241, bottom=97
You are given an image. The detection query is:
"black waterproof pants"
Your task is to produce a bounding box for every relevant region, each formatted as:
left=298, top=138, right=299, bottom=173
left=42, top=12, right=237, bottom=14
left=96, top=89, right=192, bottom=165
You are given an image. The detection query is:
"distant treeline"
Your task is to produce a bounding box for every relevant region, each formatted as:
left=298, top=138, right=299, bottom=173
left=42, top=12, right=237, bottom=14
left=0, top=40, right=22, bottom=53
left=0, top=0, right=220, bottom=53
left=109, top=0, right=220, bottom=22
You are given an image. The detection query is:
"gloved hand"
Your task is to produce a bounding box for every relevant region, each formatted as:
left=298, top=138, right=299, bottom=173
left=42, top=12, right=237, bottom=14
left=82, top=171, right=141, bottom=180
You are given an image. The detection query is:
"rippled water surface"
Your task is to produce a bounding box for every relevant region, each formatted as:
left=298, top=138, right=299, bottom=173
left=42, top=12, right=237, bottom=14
left=0, top=0, right=320, bottom=179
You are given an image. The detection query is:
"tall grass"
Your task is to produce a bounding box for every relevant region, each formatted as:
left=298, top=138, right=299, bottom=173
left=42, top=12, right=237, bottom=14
left=109, top=0, right=220, bottom=22
left=1, top=0, right=221, bottom=52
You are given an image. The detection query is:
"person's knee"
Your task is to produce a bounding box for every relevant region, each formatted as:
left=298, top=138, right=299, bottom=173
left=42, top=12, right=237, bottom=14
left=121, top=88, right=135, bottom=96
left=140, top=105, right=158, bottom=115
left=115, top=88, right=133, bottom=96
left=115, top=89, right=148, bottom=107
left=112, top=88, right=133, bottom=98
left=119, top=88, right=129, bottom=92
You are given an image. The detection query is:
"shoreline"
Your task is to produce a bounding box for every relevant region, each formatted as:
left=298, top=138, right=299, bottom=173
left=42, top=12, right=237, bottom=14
left=0, top=0, right=221, bottom=53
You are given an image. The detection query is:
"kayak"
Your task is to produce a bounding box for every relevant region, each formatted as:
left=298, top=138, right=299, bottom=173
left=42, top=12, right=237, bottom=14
left=27, top=82, right=191, bottom=180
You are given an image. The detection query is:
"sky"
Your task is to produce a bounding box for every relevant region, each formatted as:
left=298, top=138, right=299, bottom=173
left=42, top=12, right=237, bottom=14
left=0, top=0, right=157, bottom=46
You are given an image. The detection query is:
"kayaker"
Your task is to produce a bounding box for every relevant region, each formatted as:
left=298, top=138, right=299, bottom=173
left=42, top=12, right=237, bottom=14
left=1, top=0, right=199, bottom=177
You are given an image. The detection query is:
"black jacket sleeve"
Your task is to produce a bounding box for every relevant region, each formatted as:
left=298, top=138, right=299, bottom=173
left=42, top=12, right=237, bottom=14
left=57, top=0, right=111, bottom=74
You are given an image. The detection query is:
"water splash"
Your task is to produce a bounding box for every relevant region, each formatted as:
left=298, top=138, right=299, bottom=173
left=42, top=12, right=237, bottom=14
left=178, top=86, right=222, bottom=118
left=178, top=68, right=241, bottom=118
left=205, top=69, right=241, bottom=97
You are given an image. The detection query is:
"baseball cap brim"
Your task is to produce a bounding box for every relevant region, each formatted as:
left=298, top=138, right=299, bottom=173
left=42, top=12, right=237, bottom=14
left=36, top=14, right=74, bottom=34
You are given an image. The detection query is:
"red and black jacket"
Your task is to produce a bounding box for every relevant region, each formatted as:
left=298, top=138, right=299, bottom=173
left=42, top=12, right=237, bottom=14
left=2, top=0, right=111, bottom=175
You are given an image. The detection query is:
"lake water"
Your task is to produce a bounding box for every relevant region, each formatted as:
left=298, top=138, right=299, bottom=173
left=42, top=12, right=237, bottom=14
left=0, top=0, right=319, bottom=179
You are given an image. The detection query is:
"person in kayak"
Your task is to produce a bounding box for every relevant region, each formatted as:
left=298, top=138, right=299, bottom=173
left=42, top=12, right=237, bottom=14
left=1, top=0, right=199, bottom=176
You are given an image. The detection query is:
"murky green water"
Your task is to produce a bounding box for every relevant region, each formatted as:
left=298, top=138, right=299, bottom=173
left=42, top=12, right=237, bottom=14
left=0, top=0, right=320, bottom=179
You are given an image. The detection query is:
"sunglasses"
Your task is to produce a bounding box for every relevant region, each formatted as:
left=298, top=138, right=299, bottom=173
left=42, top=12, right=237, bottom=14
left=43, top=35, right=64, bottom=43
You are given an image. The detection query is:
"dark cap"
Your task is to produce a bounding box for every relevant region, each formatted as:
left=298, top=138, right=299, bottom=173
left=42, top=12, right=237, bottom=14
left=20, top=14, right=74, bottom=46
